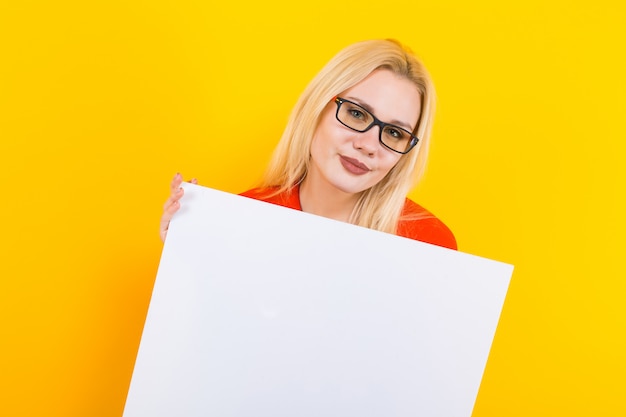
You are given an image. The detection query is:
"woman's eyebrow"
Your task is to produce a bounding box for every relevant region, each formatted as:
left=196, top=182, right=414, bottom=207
left=345, top=96, right=414, bottom=131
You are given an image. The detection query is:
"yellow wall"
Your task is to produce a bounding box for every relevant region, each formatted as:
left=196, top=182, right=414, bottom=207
left=1, top=1, right=624, bottom=416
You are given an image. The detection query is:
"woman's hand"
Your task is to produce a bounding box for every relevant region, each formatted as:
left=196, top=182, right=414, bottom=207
left=160, top=173, right=198, bottom=242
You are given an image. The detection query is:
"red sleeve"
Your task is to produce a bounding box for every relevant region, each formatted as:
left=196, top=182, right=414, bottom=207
left=396, top=199, right=457, bottom=250
left=239, top=188, right=273, bottom=200
left=239, top=187, right=301, bottom=210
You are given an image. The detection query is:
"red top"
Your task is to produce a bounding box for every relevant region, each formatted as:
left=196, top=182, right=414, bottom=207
left=240, top=186, right=457, bottom=250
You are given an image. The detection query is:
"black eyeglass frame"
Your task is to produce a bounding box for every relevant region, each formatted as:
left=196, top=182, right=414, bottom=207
left=333, top=96, right=420, bottom=155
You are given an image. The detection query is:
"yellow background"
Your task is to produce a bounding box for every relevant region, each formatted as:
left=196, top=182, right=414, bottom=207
left=1, top=1, right=624, bottom=416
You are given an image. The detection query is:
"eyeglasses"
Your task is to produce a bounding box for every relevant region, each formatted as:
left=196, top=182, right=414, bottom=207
left=333, top=96, right=420, bottom=154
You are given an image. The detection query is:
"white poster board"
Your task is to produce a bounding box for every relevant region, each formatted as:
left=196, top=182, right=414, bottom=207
left=124, top=184, right=513, bottom=417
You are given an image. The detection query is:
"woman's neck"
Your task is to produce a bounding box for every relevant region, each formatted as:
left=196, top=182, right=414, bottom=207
left=298, top=174, right=360, bottom=223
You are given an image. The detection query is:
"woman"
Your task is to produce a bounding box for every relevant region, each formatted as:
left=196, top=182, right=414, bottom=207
left=160, top=39, right=456, bottom=250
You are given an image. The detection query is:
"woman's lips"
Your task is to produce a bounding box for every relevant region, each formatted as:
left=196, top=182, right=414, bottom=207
left=339, top=155, right=371, bottom=175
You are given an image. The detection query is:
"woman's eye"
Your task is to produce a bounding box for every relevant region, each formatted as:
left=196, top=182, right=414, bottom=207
left=384, top=127, right=407, bottom=140
left=349, top=108, right=365, bottom=119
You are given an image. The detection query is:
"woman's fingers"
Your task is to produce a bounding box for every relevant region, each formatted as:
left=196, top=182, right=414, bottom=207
left=163, top=185, right=184, bottom=212
left=160, top=173, right=199, bottom=241
left=159, top=207, right=176, bottom=242
left=161, top=173, right=184, bottom=241
left=160, top=197, right=180, bottom=242
left=170, top=172, right=183, bottom=193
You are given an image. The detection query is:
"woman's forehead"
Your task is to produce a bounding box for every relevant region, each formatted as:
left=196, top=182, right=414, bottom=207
left=339, top=69, right=421, bottom=129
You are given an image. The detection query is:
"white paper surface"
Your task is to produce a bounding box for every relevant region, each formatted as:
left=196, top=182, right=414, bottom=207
left=124, top=184, right=513, bottom=417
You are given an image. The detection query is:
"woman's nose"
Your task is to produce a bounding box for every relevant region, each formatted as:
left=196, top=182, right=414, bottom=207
left=353, top=125, right=380, bottom=155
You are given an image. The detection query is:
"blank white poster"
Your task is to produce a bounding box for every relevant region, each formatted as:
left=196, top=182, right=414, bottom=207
left=124, top=184, right=513, bottom=417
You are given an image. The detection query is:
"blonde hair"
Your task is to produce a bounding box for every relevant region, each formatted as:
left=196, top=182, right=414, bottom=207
left=261, top=39, right=436, bottom=234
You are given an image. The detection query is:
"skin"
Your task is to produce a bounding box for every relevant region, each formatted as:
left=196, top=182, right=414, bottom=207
left=160, top=69, right=421, bottom=241
left=160, top=173, right=196, bottom=242
left=299, top=69, right=421, bottom=222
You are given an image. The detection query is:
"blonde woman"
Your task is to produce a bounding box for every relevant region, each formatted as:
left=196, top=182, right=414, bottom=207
left=160, top=39, right=456, bottom=250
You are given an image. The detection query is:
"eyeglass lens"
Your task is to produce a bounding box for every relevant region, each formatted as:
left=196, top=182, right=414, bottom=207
left=336, top=99, right=415, bottom=153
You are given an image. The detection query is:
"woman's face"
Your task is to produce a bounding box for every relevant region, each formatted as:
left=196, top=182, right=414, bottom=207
left=309, top=69, right=422, bottom=196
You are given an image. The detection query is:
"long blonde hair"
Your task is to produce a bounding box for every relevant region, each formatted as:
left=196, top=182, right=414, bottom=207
left=261, top=39, right=436, bottom=234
